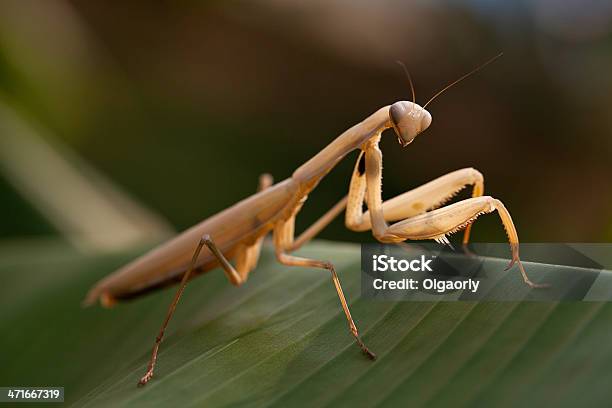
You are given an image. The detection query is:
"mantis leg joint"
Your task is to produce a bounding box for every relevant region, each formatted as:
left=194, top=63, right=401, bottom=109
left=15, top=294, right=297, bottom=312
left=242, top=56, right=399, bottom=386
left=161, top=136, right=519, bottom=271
left=200, top=234, right=213, bottom=245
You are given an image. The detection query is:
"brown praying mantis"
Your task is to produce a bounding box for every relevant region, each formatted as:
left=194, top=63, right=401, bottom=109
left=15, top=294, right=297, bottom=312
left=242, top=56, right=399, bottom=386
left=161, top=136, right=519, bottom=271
left=85, top=54, right=546, bottom=386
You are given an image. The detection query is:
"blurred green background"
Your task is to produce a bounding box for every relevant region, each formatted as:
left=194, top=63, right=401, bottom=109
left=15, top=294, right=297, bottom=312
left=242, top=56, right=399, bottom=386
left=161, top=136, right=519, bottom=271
left=1, top=0, right=612, bottom=246
left=2, top=3, right=612, bottom=405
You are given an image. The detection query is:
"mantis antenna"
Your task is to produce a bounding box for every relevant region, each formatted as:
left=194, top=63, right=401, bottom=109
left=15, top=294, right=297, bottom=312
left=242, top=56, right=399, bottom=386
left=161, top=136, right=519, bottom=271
left=423, top=52, right=504, bottom=108
left=396, top=60, right=416, bottom=104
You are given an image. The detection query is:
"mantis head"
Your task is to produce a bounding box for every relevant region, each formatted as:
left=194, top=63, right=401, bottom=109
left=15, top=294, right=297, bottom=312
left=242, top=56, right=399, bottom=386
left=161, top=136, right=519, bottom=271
left=389, top=101, right=432, bottom=147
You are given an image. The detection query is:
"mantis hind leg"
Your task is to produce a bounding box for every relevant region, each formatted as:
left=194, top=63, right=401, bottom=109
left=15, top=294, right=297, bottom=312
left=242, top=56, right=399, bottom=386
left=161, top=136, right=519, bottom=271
left=138, top=174, right=274, bottom=386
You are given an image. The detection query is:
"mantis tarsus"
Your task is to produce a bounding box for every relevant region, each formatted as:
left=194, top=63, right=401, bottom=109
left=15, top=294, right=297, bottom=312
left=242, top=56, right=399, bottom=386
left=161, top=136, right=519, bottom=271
left=85, top=54, right=546, bottom=386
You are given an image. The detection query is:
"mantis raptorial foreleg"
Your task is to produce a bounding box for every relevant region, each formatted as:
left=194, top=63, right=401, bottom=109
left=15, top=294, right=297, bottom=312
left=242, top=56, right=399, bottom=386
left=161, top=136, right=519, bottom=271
left=273, top=216, right=376, bottom=359
left=347, top=151, right=484, bottom=246
left=348, top=137, right=545, bottom=289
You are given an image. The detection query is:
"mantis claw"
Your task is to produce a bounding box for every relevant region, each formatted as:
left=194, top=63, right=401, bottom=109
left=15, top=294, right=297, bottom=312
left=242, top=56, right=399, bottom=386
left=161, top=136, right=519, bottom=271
left=514, top=257, right=551, bottom=289
left=138, top=360, right=156, bottom=387
left=356, top=337, right=377, bottom=360
left=364, top=349, right=377, bottom=360
left=525, top=280, right=551, bottom=289
left=507, top=261, right=550, bottom=288
left=138, top=371, right=153, bottom=387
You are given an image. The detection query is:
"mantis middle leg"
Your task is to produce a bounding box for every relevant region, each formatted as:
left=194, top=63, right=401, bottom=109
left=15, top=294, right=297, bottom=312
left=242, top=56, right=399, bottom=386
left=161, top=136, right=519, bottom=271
left=273, top=215, right=376, bottom=359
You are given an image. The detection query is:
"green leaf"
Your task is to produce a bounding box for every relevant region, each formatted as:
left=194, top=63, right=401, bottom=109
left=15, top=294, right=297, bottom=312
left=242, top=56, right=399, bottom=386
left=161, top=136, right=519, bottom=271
left=1, top=240, right=611, bottom=407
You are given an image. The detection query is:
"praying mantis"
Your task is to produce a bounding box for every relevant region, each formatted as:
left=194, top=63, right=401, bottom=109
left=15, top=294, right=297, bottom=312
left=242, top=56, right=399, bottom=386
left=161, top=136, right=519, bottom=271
left=85, top=54, right=545, bottom=386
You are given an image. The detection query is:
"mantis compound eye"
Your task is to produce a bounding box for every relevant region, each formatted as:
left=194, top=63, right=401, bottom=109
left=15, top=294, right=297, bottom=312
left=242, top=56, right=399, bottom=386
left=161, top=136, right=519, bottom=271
left=420, top=110, right=432, bottom=132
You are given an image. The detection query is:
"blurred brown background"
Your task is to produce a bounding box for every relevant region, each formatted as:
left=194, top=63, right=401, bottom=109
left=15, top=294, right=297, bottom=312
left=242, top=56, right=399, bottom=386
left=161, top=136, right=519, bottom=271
left=1, top=0, right=611, bottom=246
